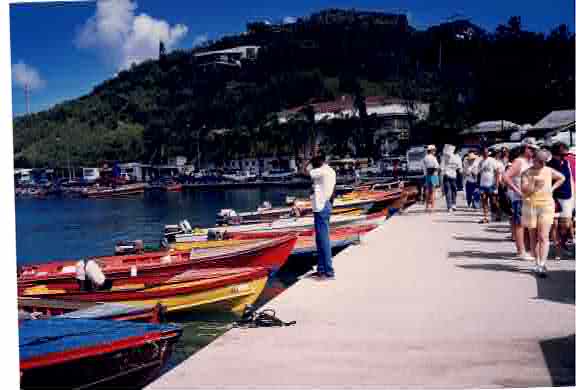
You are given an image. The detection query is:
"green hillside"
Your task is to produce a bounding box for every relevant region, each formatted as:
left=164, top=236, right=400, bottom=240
left=12, top=9, right=575, bottom=168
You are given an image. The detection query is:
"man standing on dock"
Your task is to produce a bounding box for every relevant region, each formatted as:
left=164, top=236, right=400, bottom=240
left=305, top=153, right=336, bottom=280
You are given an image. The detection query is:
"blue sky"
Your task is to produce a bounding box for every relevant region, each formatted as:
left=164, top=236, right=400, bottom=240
left=9, top=0, right=575, bottom=116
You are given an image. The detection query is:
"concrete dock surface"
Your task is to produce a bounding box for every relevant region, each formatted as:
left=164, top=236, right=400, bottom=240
left=148, top=198, right=575, bottom=389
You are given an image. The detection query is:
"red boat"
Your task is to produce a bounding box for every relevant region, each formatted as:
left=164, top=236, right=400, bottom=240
left=19, top=318, right=182, bottom=390
left=227, top=223, right=377, bottom=240
left=18, top=234, right=297, bottom=293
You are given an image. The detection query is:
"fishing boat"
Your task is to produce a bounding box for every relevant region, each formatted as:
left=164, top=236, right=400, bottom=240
left=20, top=266, right=269, bottom=315
left=261, top=169, right=296, bottom=182
left=222, top=170, right=257, bottom=183
left=18, top=297, right=163, bottom=323
left=216, top=203, right=367, bottom=225
left=169, top=223, right=378, bottom=255
left=145, top=178, right=183, bottom=194
left=19, top=318, right=182, bottom=390
left=82, top=183, right=147, bottom=198
left=167, top=212, right=367, bottom=242
left=18, top=234, right=297, bottom=292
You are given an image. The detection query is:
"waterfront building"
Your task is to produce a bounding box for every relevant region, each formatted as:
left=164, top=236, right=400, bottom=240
left=278, top=95, right=430, bottom=155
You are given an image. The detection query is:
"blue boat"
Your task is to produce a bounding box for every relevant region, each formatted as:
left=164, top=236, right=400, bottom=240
left=19, top=318, right=182, bottom=389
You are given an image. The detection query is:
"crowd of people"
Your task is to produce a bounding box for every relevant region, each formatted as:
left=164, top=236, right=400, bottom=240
left=422, top=138, right=575, bottom=277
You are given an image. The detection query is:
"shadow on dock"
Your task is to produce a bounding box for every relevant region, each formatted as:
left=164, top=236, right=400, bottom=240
left=449, top=250, right=517, bottom=260
left=456, top=263, right=532, bottom=275
left=453, top=236, right=508, bottom=243
left=534, top=269, right=575, bottom=305
left=539, top=334, right=576, bottom=386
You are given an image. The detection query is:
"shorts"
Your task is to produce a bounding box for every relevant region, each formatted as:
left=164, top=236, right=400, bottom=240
left=425, top=175, right=439, bottom=189
left=555, top=197, right=575, bottom=219
left=511, top=200, right=522, bottom=225
left=479, top=185, right=497, bottom=195
left=522, top=201, right=555, bottom=229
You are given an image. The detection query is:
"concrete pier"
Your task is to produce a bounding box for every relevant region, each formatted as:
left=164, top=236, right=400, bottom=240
left=148, top=198, right=574, bottom=389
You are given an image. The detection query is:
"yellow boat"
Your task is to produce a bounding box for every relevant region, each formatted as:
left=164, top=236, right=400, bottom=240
left=21, top=267, right=269, bottom=315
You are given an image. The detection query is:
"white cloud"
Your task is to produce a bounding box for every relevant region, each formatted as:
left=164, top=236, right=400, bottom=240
left=77, top=0, right=188, bottom=69
left=192, top=34, right=208, bottom=47
left=283, top=16, right=297, bottom=24
left=11, top=61, right=46, bottom=90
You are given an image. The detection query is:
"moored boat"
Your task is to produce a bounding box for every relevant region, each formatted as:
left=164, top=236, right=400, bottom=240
left=82, top=183, right=147, bottom=198
left=168, top=213, right=367, bottom=242
left=18, top=234, right=297, bottom=292
left=20, top=266, right=269, bottom=315
left=19, top=318, right=182, bottom=390
left=18, top=297, right=163, bottom=323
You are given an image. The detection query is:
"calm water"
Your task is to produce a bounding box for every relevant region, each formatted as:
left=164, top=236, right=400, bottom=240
left=15, top=187, right=315, bottom=381
left=15, top=187, right=309, bottom=264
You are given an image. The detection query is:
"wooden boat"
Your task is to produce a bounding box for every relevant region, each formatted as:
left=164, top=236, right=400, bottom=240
left=18, top=234, right=297, bottom=292
left=82, top=183, right=147, bottom=198
left=20, top=267, right=269, bottom=315
left=145, top=180, right=183, bottom=193
left=18, top=297, right=163, bottom=323
left=213, top=182, right=404, bottom=226
left=216, top=204, right=369, bottom=225
left=19, top=318, right=182, bottom=390
left=168, top=213, right=366, bottom=242
left=169, top=224, right=377, bottom=256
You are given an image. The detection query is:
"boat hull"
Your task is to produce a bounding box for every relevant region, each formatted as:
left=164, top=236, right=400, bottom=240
left=19, top=319, right=182, bottom=390
left=20, top=268, right=269, bottom=315
left=18, top=235, right=297, bottom=292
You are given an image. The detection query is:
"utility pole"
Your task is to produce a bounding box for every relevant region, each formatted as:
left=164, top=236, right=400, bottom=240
left=24, top=82, right=31, bottom=115
left=438, top=41, right=442, bottom=71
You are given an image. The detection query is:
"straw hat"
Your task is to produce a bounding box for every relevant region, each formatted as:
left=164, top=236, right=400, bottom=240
left=521, top=137, right=539, bottom=149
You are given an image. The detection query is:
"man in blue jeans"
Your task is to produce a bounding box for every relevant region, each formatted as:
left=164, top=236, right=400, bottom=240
left=304, top=153, right=336, bottom=280
left=440, top=146, right=463, bottom=212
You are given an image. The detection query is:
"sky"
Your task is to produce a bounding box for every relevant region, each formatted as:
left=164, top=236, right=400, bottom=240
left=9, top=0, right=575, bottom=116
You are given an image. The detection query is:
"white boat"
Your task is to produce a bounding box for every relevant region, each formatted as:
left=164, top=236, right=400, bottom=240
left=222, top=170, right=257, bottom=183
left=261, top=169, right=295, bottom=181
left=167, top=213, right=366, bottom=243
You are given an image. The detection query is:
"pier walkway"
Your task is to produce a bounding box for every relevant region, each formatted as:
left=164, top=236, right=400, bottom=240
left=148, top=198, right=574, bottom=389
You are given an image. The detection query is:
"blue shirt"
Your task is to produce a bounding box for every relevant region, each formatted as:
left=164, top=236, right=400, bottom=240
left=548, top=158, right=572, bottom=199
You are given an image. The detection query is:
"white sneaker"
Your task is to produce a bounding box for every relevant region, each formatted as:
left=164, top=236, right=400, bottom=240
left=533, top=265, right=541, bottom=273
left=516, top=253, right=534, bottom=261
left=451, top=206, right=457, bottom=212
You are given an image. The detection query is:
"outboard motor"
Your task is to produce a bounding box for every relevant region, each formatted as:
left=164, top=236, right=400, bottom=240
left=77, top=259, right=112, bottom=291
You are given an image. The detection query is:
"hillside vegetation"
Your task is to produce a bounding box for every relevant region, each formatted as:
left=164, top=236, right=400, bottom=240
left=13, top=9, right=575, bottom=167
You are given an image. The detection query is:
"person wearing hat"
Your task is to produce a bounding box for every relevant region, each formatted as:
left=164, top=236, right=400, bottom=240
left=462, top=150, right=480, bottom=208
left=440, top=144, right=463, bottom=212
left=520, top=149, right=566, bottom=276
left=503, top=137, right=538, bottom=260
left=422, top=145, right=440, bottom=212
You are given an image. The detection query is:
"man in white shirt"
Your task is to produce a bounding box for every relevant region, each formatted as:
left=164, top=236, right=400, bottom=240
left=477, top=146, right=502, bottom=223
left=440, top=146, right=463, bottom=212
left=306, top=154, right=336, bottom=279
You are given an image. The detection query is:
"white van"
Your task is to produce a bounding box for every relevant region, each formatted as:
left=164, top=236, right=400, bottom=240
left=82, top=168, right=100, bottom=183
